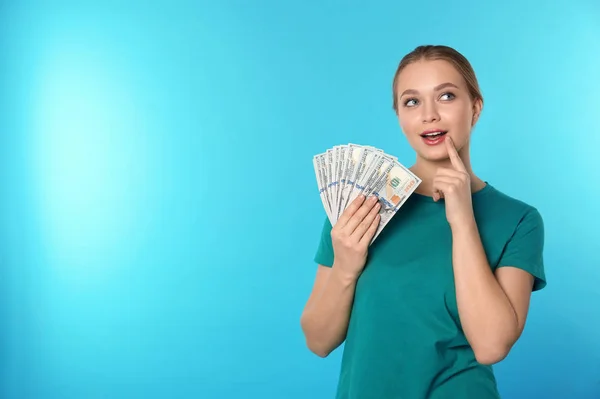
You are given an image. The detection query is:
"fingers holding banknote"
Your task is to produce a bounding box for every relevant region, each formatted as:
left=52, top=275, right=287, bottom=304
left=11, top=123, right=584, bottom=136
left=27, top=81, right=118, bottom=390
left=339, top=195, right=378, bottom=229
left=331, top=194, right=381, bottom=279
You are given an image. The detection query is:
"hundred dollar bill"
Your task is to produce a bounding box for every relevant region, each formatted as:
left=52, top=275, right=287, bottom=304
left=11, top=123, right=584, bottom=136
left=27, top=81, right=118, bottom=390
left=362, top=155, right=396, bottom=197
left=332, top=145, right=346, bottom=220
left=339, top=146, right=372, bottom=214
left=360, top=153, right=388, bottom=195
left=325, top=149, right=335, bottom=213
left=336, top=143, right=361, bottom=221
left=344, top=147, right=384, bottom=208
left=332, top=146, right=340, bottom=212
left=318, top=152, right=332, bottom=218
left=369, top=160, right=421, bottom=242
left=313, top=153, right=333, bottom=223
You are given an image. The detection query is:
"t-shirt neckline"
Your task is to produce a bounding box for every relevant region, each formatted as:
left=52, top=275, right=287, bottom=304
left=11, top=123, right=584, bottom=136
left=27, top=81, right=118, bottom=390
left=410, top=181, right=493, bottom=203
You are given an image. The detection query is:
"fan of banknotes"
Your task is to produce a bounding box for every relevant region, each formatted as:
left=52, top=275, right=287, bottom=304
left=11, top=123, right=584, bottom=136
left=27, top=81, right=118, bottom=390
left=313, top=143, right=422, bottom=243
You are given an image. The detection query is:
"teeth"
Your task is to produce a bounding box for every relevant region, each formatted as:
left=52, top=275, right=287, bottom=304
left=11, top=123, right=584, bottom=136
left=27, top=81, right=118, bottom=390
left=424, top=131, right=444, bottom=137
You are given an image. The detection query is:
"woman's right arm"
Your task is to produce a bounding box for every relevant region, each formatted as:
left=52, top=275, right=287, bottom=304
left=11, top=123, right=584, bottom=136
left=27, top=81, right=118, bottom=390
left=300, top=265, right=358, bottom=357
left=300, top=195, right=381, bottom=357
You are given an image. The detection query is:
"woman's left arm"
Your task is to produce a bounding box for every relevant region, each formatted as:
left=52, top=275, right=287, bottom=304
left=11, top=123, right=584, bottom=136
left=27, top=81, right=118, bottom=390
left=433, top=137, right=537, bottom=365
left=450, top=221, right=534, bottom=365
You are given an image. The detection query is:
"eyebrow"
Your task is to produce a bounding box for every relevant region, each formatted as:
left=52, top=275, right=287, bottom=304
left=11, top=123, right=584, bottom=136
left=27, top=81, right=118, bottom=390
left=400, top=82, right=460, bottom=97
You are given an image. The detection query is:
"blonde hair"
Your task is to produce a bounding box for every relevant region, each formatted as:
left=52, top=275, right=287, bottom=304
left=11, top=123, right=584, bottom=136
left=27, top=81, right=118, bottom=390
left=392, top=45, right=483, bottom=113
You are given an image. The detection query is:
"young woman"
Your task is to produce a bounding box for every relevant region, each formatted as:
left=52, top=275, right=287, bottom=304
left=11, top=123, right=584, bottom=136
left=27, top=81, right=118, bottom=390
left=300, top=45, right=546, bottom=399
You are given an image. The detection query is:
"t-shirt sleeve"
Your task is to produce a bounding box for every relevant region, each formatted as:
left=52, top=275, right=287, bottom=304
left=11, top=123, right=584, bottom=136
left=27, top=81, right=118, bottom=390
left=497, top=207, right=547, bottom=291
left=313, top=216, right=335, bottom=267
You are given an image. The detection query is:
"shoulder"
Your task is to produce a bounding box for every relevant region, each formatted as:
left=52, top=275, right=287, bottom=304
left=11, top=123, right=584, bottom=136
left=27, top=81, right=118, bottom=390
left=481, top=184, right=547, bottom=290
left=477, top=183, right=544, bottom=228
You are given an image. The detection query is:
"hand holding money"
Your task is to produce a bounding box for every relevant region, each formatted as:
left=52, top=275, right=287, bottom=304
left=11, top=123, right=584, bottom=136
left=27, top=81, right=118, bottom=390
left=313, top=143, right=422, bottom=245
left=330, top=195, right=381, bottom=280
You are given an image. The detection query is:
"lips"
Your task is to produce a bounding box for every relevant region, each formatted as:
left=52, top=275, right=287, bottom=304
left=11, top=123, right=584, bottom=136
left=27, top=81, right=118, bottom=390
left=420, top=130, right=448, bottom=146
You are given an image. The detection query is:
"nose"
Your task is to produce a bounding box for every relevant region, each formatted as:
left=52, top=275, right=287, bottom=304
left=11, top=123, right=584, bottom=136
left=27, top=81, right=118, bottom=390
left=421, top=101, right=440, bottom=123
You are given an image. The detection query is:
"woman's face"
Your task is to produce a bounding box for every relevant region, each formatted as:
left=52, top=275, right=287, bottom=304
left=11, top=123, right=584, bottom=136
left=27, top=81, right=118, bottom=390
left=394, top=59, right=481, bottom=162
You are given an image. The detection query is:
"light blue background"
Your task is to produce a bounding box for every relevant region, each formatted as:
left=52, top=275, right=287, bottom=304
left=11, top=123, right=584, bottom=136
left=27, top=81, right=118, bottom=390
left=1, top=1, right=599, bottom=398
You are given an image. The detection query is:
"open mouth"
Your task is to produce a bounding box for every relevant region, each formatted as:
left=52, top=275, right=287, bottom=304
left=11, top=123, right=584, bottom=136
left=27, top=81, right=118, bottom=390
left=420, top=130, right=448, bottom=145
left=420, top=130, right=447, bottom=138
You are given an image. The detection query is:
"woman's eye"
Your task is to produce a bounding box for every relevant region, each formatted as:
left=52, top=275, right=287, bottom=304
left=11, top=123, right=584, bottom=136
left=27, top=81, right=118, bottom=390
left=440, top=92, right=455, bottom=101
left=404, top=98, right=418, bottom=107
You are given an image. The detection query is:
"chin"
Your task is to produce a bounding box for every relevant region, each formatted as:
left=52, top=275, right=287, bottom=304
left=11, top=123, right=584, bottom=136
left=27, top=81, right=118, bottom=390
left=415, top=147, right=449, bottom=162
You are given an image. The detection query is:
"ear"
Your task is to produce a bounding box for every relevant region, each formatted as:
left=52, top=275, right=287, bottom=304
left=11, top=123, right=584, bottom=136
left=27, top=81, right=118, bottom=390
left=471, top=98, right=483, bottom=126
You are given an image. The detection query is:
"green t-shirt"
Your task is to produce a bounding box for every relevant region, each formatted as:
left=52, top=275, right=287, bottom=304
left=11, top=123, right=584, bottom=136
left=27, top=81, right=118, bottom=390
left=313, top=183, right=546, bottom=399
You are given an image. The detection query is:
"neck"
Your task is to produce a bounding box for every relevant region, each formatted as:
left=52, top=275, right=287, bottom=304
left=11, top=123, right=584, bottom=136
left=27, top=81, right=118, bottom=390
left=409, top=142, right=486, bottom=197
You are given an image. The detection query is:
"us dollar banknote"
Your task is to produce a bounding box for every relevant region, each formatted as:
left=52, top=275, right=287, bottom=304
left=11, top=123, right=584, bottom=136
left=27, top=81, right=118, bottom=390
left=313, top=143, right=421, bottom=244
